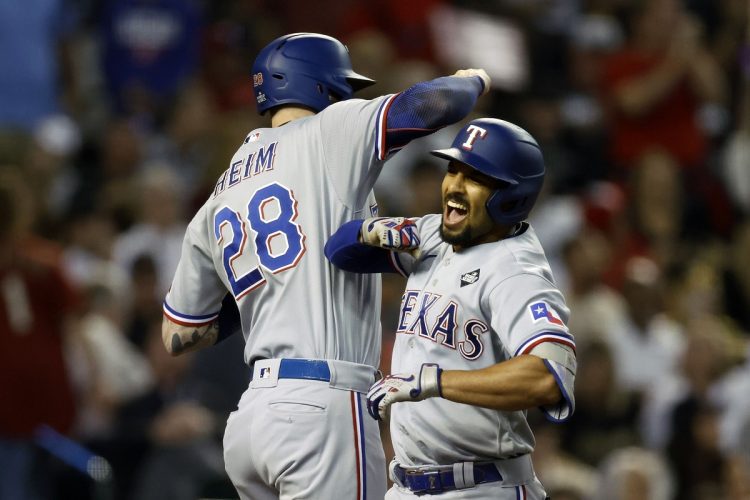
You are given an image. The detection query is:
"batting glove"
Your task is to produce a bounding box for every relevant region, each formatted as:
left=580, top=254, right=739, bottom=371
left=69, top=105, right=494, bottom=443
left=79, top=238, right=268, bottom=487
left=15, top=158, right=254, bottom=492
left=366, top=363, right=442, bottom=421
left=360, top=217, right=420, bottom=251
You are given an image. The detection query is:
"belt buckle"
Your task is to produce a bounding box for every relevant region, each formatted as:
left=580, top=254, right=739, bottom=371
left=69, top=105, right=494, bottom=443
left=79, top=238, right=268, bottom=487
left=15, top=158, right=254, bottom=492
left=405, top=469, right=443, bottom=494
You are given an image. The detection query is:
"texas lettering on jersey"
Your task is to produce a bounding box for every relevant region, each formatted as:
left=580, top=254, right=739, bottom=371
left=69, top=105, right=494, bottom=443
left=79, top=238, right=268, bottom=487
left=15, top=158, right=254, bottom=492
left=396, top=290, right=488, bottom=361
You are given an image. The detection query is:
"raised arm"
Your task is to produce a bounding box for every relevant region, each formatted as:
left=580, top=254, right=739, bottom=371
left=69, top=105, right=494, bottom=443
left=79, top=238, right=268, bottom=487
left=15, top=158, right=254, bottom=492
left=384, top=70, right=490, bottom=150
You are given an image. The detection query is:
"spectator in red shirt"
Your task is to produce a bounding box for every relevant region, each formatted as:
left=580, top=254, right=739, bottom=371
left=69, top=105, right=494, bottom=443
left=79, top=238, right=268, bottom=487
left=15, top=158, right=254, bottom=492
left=0, top=168, right=82, bottom=499
left=601, top=0, right=725, bottom=170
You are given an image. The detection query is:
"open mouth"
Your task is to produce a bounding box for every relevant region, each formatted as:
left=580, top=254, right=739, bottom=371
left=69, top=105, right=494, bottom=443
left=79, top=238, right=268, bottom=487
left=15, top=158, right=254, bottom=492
left=443, top=199, right=468, bottom=228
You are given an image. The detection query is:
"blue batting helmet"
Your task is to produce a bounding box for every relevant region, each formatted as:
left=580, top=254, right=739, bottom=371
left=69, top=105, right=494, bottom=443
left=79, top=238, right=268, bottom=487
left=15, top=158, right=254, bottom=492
left=251, top=33, right=375, bottom=115
left=431, top=118, right=545, bottom=225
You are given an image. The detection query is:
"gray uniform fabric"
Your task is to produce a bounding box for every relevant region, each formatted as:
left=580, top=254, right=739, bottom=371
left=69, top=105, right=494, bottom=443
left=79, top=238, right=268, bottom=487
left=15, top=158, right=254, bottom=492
left=164, top=95, right=399, bottom=499
left=385, top=214, right=576, bottom=498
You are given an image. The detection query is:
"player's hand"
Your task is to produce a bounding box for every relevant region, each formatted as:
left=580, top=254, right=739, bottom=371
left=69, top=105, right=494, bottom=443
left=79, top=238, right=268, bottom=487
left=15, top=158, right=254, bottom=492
left=453, top=68, right=491, bottom=95
left=360, top=217, right=420, bottom=252
left=366, top=363, right=442, bottom=420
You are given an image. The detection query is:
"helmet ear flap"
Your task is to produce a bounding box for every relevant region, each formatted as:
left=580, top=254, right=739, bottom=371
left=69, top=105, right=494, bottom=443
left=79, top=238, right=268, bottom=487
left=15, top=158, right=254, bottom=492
left=485, top=190, right=504, bottom=225
left=485, top=184, right=539, bottom=225
left=485, top=189, right=520, bottom=225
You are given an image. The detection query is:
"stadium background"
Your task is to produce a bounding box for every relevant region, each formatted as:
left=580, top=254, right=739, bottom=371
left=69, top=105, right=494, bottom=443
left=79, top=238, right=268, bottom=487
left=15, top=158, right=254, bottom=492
left=0, top=0, right=749, bottom=499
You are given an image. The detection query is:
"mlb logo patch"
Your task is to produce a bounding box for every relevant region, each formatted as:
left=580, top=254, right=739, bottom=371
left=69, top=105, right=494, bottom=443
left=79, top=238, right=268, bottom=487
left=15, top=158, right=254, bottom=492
left=259, top=367, right=271, bottom=379
left=370, top=202, right=379, bottom=217
left=529, top=302, right=563, bottom=326
left=253, top=72, right=264, bottom=87
left=460, top=269, right=480, bottom=287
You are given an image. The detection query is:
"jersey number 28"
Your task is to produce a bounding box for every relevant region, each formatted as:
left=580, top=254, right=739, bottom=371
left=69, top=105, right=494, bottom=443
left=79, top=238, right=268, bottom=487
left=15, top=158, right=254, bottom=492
left=214, top=182, right=306, bottom=299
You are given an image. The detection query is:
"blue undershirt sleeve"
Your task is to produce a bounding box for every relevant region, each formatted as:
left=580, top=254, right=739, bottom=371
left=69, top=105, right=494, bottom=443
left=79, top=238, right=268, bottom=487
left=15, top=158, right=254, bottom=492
left=384, top=75, right=484, bottom=152
left=216, top=293, right=241, bottom=344
left=324, top=220, right=398, bottom=274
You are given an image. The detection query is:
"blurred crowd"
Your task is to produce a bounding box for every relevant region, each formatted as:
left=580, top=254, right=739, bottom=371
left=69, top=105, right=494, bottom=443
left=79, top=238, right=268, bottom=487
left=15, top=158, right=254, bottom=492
left=0, top=0, right=748, bottom=499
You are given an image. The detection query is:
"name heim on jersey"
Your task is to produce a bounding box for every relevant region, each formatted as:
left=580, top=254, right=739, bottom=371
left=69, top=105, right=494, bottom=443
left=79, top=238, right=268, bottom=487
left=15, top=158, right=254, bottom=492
left=460, top=269, right=480, bottom=287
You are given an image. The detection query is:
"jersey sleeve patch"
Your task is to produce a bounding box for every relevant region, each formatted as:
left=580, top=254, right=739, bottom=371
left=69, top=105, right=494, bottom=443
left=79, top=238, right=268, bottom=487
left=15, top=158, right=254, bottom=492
left=163, top=300, right=219, bottom=327
left=528, top=301, right=564, bottom=326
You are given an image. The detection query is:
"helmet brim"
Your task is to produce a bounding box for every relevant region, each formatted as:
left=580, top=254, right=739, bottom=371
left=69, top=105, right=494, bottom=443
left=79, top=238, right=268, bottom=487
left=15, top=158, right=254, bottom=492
left=346, top=74, right=376, bottom=91
left=430, top=147, right=520, bottom=186
left=430, top=147, right=462, bottom=163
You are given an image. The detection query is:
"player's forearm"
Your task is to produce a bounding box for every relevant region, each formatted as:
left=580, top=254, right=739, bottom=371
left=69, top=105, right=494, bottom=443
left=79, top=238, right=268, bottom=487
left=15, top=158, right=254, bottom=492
left=387, top=75, right=484, bottom=134
left=325, top=218, right=418, bottom=274
left=411, top=75, right=484, bottom=126
left=440, top=355, right=561, bottom=410
left=161, top=318, right=219, bottom=356
left=324, top=219, right=394, bottom=273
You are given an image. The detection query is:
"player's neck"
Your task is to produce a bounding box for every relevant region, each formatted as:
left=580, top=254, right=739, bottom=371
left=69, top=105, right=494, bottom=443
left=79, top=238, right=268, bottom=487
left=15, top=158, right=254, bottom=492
left=452, top=222, right=523, bottom=252
left=270, top=107, right=316, bottom=127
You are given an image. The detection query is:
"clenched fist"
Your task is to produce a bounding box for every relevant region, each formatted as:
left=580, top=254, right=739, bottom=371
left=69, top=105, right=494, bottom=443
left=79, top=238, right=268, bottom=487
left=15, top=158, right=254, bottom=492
left=360, top=217, right=420, bottom=251
left=366, top=363, right=442, bottom=420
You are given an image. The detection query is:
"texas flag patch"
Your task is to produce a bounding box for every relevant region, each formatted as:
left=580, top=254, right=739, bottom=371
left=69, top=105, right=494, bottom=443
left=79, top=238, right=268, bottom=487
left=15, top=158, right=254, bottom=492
left=529, top=302, right=564, bottom=326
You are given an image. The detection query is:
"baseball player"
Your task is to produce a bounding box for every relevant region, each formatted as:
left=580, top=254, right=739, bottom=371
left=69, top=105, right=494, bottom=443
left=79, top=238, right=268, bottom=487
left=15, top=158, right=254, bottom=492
left=325, top=118, right=577, bottom=499
left=160, top=33, right=490, bottom=500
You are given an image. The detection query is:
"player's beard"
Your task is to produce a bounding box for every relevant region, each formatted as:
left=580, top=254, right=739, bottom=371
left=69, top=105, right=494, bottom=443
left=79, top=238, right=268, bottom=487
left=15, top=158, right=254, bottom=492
left=440, top=194, right=476, bottom=247
left=439, top=218, right=475, bottom=247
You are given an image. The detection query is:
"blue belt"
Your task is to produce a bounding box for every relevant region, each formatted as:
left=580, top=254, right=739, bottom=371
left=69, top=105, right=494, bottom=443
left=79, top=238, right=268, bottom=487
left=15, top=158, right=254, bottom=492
left=393, top=463, right=502, bottom=494
left=252, top=359, right=332, bottom=382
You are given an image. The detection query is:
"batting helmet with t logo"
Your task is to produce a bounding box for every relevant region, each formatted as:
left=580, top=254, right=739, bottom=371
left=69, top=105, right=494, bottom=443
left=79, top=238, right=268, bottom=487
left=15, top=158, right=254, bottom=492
left=431, top=118, right=546, bottom=226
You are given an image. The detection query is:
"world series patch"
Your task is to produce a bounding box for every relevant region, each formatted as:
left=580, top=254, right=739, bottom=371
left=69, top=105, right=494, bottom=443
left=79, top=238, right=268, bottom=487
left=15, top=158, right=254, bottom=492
left=460, top=269, right=480, bottom=287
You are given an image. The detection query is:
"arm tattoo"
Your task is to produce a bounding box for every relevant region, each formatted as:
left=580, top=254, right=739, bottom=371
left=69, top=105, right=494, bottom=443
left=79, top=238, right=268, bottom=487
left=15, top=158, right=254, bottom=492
left=170, top=322, right=219, bottom=355
left=171, top=330, right=200, bottom=354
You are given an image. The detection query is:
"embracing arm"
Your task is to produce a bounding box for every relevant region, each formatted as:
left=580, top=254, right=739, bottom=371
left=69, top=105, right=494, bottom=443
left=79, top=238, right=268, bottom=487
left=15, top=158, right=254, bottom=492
left=325, top=217, right=419, bottom=274
left=324, top=219, right=393, bottom=273
left=384, top=70, right=490, bottom=148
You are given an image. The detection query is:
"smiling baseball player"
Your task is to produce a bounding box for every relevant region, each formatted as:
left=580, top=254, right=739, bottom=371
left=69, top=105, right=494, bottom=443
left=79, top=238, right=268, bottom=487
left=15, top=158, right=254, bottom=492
left=325, top=118, right=576, bottom=499
left=160, top=33, right=491, bottom=500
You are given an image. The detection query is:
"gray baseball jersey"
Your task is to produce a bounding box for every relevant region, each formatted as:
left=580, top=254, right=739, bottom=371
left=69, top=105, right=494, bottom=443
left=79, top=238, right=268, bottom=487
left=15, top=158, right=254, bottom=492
left=387, top=214, right=576, bottom=467
left=164, top=95, right=399, bottom=500
left=164, top=95, right=398, bottom=365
